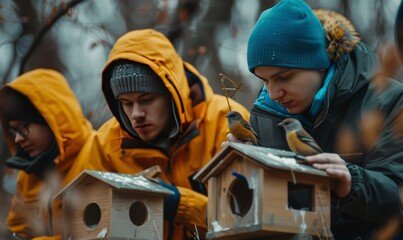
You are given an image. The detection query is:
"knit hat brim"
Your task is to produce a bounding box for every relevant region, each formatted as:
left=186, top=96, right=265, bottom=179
left=110, top=61, right=169, bottom=97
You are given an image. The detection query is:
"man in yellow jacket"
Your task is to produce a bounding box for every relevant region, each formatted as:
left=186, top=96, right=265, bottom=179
left=0, top=69, right=96, bottom=240
left=81, top=29, right=250, bottom=240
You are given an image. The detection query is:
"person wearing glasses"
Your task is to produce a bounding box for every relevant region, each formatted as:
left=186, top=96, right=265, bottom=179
left=0, top=69, right=95, bottom=240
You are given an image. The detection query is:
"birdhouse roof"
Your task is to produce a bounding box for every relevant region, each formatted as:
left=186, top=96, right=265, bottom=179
left=194, top=142, right=328, bottom=183
left=54, top=170, right=173, bottom=199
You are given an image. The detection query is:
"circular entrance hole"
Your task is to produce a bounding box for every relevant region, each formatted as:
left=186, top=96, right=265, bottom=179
left=228, top=177, right=253, bottom=217
left=83, top=203, right=101, bottom=228
left=129, top=201, right=148, bottom=226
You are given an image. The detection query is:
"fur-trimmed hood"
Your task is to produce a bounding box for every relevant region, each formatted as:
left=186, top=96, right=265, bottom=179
left=314, top=9, right=361, bottom=62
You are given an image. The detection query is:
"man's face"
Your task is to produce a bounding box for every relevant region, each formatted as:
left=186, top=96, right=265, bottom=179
left=254, top=66, right=325, bottom=114
left=118, top=92, right=174, bottom=142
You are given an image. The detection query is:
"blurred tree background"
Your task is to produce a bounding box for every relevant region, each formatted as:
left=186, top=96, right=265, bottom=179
left=0, top=0, right=401, bottom=223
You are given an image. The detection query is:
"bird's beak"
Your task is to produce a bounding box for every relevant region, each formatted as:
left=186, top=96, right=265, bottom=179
left=278, top=122, right=283, bottom=126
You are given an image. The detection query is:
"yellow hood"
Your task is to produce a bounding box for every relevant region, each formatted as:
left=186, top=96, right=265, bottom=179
left=0, top=69, right=93, bottom=171
left=102, top=29, right=215, bottom=133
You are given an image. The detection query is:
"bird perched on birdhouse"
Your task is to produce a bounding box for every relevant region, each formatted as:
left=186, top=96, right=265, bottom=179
left=278, top=118, right=322, bottom=156
left=226, top=111, right=261, bottom=146
left=193, top=142, right=332, bottom=239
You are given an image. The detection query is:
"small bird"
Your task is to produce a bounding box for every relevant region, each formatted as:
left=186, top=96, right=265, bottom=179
left=226, top=111, right=261, bottom=146
left=278, top=118, right=323, bottom=156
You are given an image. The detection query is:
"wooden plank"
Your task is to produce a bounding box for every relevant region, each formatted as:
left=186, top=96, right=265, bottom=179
left=201, top=151, right=241, bottom=183
left=67, top=179, right=112, bottom=240
left=110, top=193, right=163, bottom=239
left=211, top=157, right=263, bottom=233
left=261, top=169, right=331, bottom=237
left=134, top=165, right=162, bottom=179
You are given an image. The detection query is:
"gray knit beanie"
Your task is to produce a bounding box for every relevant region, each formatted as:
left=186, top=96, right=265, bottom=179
left=110, top=62, right=169, bottom=97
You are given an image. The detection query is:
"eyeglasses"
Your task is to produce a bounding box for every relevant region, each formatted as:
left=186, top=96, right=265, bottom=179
left=8, top=123, right=31, bottom=138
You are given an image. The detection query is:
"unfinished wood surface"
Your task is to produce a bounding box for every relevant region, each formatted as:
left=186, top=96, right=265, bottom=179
left=261, top=169, right=331, bottom=237
left=209, top=155, right=263, bottom=231
left=134, top=165, right=162, bottom=179
left=207, top=227, right=287, bottom=240
left=194, top=143, right=329, bottom=184
left=204, top=150, right=331, bottom=239
left=109, top=192, right=164, bottom=239
left=201, top=151, right=240, bottom=183
left=60, top=170, right=169, bottom=239
left=65, top=179, right=112, bottom=240
left=208, top=177, right=218, bottom=233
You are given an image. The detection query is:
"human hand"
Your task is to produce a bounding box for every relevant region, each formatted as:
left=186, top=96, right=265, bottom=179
left=305, top=153, right=352, bottom=198
left=156, top=179, right=181, bottom=222
left=221, top=133, right=253, bottom=148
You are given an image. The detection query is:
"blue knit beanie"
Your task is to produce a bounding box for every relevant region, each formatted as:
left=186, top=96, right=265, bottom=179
left=247, top=0, right=330, bottom=73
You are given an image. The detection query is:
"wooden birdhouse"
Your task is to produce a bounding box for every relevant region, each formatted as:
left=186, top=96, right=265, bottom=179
left=194, top=143, right=332, bottom=239
left=54, top=169, right=173, bottom=240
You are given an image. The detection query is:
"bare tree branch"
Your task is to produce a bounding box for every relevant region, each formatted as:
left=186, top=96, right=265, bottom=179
left=19, top=0, right=87, bottom=75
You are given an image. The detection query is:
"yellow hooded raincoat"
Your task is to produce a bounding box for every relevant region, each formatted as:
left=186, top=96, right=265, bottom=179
left=82, top=29, right=250, bottom=239
left=0, top=69, right=95, bottom=240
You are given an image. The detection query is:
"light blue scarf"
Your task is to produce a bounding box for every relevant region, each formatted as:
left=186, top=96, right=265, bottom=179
left=254, top=64, right=335, bottom=130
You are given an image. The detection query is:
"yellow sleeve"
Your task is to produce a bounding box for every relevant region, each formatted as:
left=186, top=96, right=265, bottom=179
left=176, top=186, right=208, bottom=229
left=6, top=195, right=30, bottom=238
left=32, top=236, right=62, bottom=240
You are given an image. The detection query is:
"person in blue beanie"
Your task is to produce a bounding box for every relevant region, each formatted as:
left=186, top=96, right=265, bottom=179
left=227, top=0, right=403, bottom=239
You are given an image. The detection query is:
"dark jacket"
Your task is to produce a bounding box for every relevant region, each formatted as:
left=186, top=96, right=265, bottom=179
left=249, top=10, right=403, bottom=239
